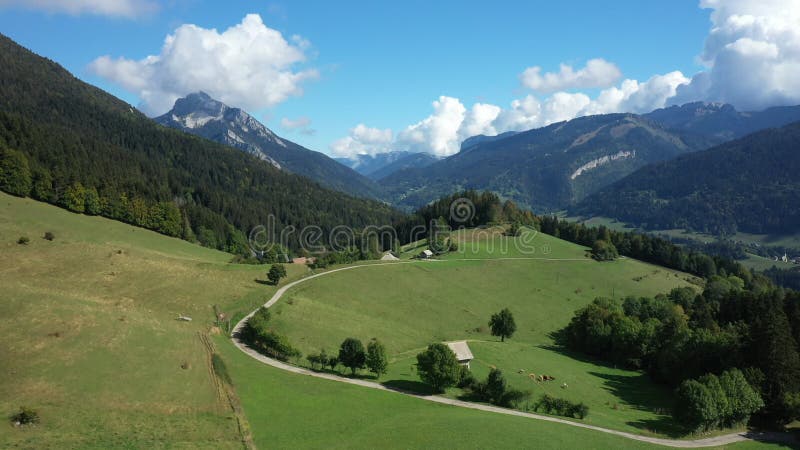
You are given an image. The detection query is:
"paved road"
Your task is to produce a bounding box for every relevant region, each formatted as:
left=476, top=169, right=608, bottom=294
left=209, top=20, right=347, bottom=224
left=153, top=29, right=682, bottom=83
left=230, top=259, right=795, bottom=449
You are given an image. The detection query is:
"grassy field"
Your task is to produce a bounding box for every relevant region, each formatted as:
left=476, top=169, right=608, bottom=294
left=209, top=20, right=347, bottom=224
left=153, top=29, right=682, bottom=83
left=0, top=192, right=307, bottom=448
left=0, top=193, right=792, bottom=449
left=565, top=215, right=800, bottom=272
left=269, top=229, right=708, bottom=436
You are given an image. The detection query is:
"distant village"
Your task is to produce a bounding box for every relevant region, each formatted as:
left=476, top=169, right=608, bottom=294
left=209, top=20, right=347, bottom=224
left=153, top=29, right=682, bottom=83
left=773, top=253, right=800, bottom=264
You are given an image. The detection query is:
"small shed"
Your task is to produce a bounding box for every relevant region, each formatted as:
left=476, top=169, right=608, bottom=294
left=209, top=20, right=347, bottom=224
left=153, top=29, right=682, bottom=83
left=419, top=249, right=434, bottom=259
left=446, top=341, right=474, bottom=369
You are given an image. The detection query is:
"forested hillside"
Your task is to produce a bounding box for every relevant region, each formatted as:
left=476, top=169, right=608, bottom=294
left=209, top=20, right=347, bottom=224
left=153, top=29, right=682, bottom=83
left=575, top=122, right=800, bottom=235
left=0, top=34, right=400, bottom=254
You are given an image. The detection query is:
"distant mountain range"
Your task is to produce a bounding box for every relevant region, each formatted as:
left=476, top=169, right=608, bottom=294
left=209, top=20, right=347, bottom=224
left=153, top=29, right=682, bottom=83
left=381, top=113, right=715, bottom=211
left=156, top=92, right=383, bottom=199
left=336, top=151, right=439, bottom=180
left=574, top=121, right=800, bottom=235
left=643, top=102, right=800, bottom=142
left=380, top=102, right=800, bottom=212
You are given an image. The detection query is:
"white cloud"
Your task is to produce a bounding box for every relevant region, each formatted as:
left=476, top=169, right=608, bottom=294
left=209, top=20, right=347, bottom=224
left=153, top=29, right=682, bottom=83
left=330, top=124, right=394, bottom=158
left=520, top=58, right=622, bottom=93
left=89, top=14, right=318, bottom=115
left=0, top=0, right=157, bottom=18
left=670, top=0, right=800, bottom=110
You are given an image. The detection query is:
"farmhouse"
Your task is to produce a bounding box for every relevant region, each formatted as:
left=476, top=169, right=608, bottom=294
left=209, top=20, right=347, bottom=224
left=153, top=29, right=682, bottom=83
left=446, top=341, right=474, bottom=369
left=419, top=249, right=434, bottom=259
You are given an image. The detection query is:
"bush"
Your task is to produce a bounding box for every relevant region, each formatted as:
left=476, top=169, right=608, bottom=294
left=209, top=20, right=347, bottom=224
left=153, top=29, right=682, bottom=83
left=11, top=406, right=39, bottom=425
left=43, top=231, right=54, bottom=241
left=534, top=394, right=589, bottom=419
left=239, top=307, right=300, bottom=362
left=17, top=236, right=29, bottom=245
left=464, top=368, right=531, bottom=408
left=591, top=239, right=618, bottom=261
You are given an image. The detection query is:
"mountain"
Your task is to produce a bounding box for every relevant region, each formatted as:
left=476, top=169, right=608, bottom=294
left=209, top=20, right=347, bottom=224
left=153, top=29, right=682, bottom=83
left=369, top=152, right=439, bottom=180
left=0, top=33, right=400, bottom=252
left=335, top=151, right=439, bottom=180
left=644, top=101, right=800, bottom=142
left=382, top=113, right=715, bottom=211
left=574, top=121, right=800, bottom=235
left=459, top=131, right=519, bottom=151
left=156, top=92, right=383, bottom=199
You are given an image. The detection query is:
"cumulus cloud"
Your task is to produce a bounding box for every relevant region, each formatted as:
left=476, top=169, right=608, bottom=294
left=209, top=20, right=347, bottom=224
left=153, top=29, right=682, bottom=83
left=330, top=124, right=394, bottom=158
left=89, top=14, right=318, bottom=115
left=334, top=71, right=689, bottom=158
left=520, top=58, right=622, bottom=93
left=670, top=0, right=800, bottom=110
left=0, top=0, right=157, bottom=18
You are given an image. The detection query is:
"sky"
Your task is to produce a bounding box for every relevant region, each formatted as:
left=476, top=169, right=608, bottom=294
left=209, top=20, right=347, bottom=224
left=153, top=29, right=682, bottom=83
left=1, top=0, right=799, bottom=158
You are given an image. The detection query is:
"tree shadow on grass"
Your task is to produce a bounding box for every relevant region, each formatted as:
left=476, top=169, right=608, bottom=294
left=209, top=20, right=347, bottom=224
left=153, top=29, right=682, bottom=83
left=382, top=379, right=438, bottom=395
left=586, top=371, right=687, bottom=437
left=540, top=337, right=689, bottom=438
left=253, top=279, right=274, bottom=286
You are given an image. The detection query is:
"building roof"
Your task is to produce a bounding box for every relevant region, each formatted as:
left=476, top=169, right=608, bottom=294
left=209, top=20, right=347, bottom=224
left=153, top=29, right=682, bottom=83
left=422, top=249, right=434, bottom=256
left=446, top=341, right=474, bottom=362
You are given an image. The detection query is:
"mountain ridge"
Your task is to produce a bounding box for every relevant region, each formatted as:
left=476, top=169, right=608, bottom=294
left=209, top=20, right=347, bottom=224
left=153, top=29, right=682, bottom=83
left=156, top=92, right=384, bottom=200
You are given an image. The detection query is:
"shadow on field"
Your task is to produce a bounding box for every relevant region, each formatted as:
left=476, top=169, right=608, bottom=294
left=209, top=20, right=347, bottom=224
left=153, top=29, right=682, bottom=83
left=540, top=338, right=687, bottom=437
left=253, top=279, right=274, bottom=286
left=382, top=379, right=438, bottom=395
left=588, top=372, right=686, bottom=437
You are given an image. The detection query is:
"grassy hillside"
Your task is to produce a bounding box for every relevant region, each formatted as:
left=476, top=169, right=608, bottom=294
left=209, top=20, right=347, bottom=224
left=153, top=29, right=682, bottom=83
left=0, top=192, right=301, bottom=448
left=269, top=229, right=705, bottom=436
left=2, top=193, right=790, bottom=448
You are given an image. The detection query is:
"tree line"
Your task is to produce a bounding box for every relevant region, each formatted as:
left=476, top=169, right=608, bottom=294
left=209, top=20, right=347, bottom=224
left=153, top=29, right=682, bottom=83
left=562, top=279, right=800, bottom=428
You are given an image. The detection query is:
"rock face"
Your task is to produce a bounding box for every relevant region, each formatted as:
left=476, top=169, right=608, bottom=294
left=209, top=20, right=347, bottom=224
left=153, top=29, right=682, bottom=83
left=156, top=92, right=384, bottom=199
left=157, top=92, right=284, bottom=168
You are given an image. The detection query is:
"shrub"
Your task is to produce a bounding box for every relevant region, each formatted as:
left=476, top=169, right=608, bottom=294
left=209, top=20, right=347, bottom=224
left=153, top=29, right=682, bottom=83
left=43, top=231, right=54, bottom=241
left=11, top=406, right=39, bottom=425
left=17, top=236, right=29, bottom=245
left=534, top=394, right=589, bottom=419
left=239, top=307, right=300, bottom=362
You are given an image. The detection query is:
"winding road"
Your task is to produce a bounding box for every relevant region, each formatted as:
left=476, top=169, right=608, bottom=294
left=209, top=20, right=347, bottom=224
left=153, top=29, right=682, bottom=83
left=230, top=259, right=795, bottom=448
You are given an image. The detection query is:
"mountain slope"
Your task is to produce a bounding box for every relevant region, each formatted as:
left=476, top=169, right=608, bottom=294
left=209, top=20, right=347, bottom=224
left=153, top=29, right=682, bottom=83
left=459, top=131, right=519, bottom=151
left=335, top=151, right=439, bottom=180
left=0, top=34, right=399, bottom=251
left=156, top=92, right=383, bottom=199
left=574, top=121, right=800, bottom=235
left=368, top=152, right=439, bottom=180
left=382, top=113, right=714, bottom=211
left=645, top=102, right=800, bottom=142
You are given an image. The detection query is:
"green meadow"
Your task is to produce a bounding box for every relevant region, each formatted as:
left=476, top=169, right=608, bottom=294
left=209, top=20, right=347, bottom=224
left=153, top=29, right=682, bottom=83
left=0, top=193, right=791, bottom=448
left=270, top=229, right=705, bottom=436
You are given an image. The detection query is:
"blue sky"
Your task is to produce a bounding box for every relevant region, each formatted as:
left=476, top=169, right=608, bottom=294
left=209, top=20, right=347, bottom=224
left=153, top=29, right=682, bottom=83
left=1, top=1, right=797, bottom=157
